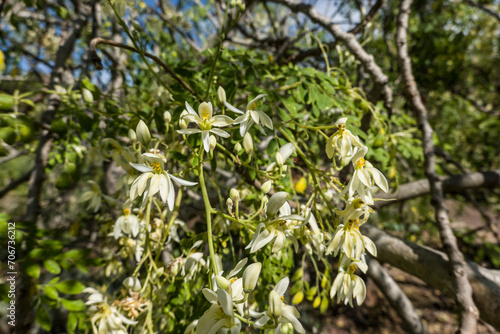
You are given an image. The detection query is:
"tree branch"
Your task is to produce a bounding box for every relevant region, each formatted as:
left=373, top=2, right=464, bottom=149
left=396, top=1, right=478, bottom=331
left=465, top=0, right=500, bottom=23
left=362, top=224, right=500, bottom=331
left=366, top=256, right=428, bottom=334
left=25, top=2, right=93, bottom=223
left=89, top=37, right=200, bottom=100
left=373, top=169, right=500, bottom=209
left=0, top=168, right=33, bottom=199
left=267, top=0, right=392, bottom=114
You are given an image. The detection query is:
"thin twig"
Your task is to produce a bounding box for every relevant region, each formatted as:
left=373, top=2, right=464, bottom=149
left=396, top=0, right=478, bottom=332
left=89, top=37, right=200, bottom=100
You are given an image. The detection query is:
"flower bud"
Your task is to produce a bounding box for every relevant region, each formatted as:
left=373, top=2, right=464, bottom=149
left=227, top=198, right=233, bottom=209
left=82, top=88, right=93, bottom=103
left=261, top=180, right=272, bottom=194
left=242, top=262, right=261, bottom=292
left=243, top=132, right=253, bottom=154
left=230, top=188, right=240, bottom=202
left=278, top=143, right=295, bottom=162
left=234, top=142, right=242, bottom=153
left=266, top=192, right=289, bottom=217
left=276, top=152, right=284, bottom=168
left=269, top=290, right=282, bottom=317
left=179, top=110, right=188, bottom=129
left=128, top=129, right=137, bottom=142
left=215, top=275, right=231, bottom=290
left=217, top=86, right=226, bottom=104
left=164, top=111, right=172, bottom=123
left=209, top=135, right=217, bottom=151
left=136, top=120, right=151, bottom=146
left=123, top=277, right=141, bottom=292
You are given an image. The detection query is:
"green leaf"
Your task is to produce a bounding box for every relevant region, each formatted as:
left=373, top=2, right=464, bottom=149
left=26, top=263, right=40, bottom=279
left=281, top=96, right=299, bottom=116
left=36, top=306, right=52, bottom=331
left=316, top=93, right=335, bottom=110
left=62, top=299, right=86, bottom=311
left=67, top=312, right=78, bottom=334
left=266, top=138, right=279, bottom=155
left=44, top=259, right=61, bottom=275
left=44, top=286, right=59, bottom=300
left=55, top=280, right=85, bottom=295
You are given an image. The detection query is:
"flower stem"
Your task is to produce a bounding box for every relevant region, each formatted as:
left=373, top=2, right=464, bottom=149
left=198, top=149, right=218, bottom=274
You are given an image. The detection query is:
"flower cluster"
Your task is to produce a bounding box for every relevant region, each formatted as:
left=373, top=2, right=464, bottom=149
left=325, top=118, right=388, bottom=306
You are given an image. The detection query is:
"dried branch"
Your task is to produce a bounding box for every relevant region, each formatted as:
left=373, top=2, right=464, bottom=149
left=89, top=37, right=200, bottom=100
left=362, top=224, right=500, bottom=331
left=267, top=0, right=393, bottom=114
left=366, top=256, right=428, bottom=334
left=373, top=169, right=500, bottom=209
left=396, top=0, right=478, bottom=332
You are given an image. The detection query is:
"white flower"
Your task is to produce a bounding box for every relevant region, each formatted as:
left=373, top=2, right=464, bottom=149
left=326, top=220, right=377, bottom=259
left=197, top=289, right=241, bottom=334
left=129, top=153, right=197, bottom=209
left=113, top=208, right=140, bottom=239
left=224, top=94, right=273, bottom=136
left=177, top=101, right=234, bottom=152
left=252, top=277, right=305, bottom=334
left=303, top=209, right=326, bottom=258
left=338, top=198, right=374, bottom=225
left=325, top=117, right=362, bottom=164
left=330, top=257, right=368, bottom=307
left=84, top=288, right=138, bottom=334
left=340, top=146, right=389, bottom=204
left=123, top=277, right=141, bottom=292
left=246, top=201, right=304, bottom=253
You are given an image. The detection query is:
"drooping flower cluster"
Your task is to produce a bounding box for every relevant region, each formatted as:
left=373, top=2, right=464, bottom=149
left=325, top=118, right=389, bottom=306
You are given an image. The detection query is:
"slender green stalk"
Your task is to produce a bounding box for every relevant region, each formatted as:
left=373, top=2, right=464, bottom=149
left=198, top=149, right=218, bottom=274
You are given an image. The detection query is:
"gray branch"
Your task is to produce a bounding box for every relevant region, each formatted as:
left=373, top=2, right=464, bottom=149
left=396, top=1, right=478, bottom=331
left=362, top=224, right=500, bottom=331
left=373, top=169, right=500, bottom=209
left=367, top=256, right=428, bottom=334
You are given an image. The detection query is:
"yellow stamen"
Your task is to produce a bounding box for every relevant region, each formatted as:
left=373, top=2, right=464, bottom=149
left=151, top=161, right=162, bottom=173
left=356, top=158, right=365, bottom=168
left=337, top=124, right=346, bottom=131
left=280, top=296, right=284, bottom=303
left=201, top=107, right=210, bottom=120
left=123, top=209, right=130, bottom=215
left=249, top=102, right=257, bottom=110
left=231, top=277, right=237, bottom=284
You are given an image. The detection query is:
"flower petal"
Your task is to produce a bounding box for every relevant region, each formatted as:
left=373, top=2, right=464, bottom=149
left=257, top=110, right=273, bottom=129
left=177, top=128, right=201, bottom=135
left=224, top=101, right=244, bottom=115
left=169, top=174, right=198, bottom=186
left=185, top=101, right=197, bottom=115
left=247, top=94, right=266, bottom=107
left=211, top=115, right=234, bottom=127
left=210, top=128, right=230, bottom=138
left=274, top=276, right=289, bottom=296
left=201, top=130, right=210, bottom=152
left=167, top=175, right=175, bottom=211
left=129, top=162, right=153, bottom=173
left=249, top=110, right=260, bottom=124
